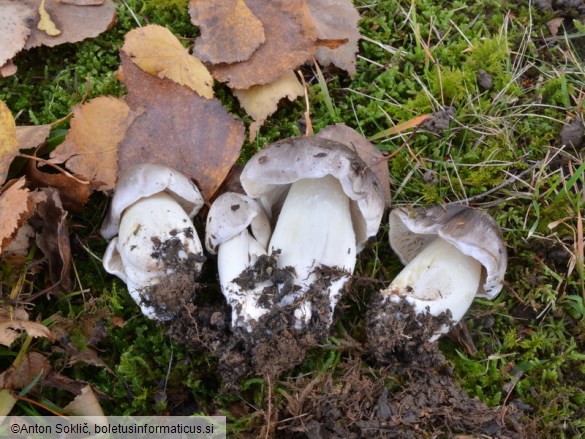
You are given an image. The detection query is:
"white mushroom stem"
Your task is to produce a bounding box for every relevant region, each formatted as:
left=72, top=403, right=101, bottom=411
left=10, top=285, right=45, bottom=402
left=217, top=229, right=271, bottom=330
left=268, top=175, right=356, bottom=327
left=384, top=237, right=482, bottom=339
left=103, top=192, right=203, bottom=319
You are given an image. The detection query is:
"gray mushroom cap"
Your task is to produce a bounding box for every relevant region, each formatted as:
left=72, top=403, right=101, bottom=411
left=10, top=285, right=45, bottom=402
left=240, top=137, right=385, bottom=251
left=101, top=164, right=204, bottom=240
left=205, top=192, right=271, bottom=255
left=389, top=205, right=508, bottom=299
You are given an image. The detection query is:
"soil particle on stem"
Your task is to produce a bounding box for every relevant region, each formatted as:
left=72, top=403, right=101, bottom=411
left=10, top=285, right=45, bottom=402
left=365, top=291, right=454, bottom=363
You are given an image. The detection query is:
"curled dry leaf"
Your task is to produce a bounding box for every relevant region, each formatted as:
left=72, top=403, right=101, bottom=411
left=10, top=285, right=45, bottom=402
left=118, top=53, right=245, bottom=200
left=0, top=351, right=51, bottom=390
left=15, top=124, right=52, bottom=150
left=0, top=308, right=54, bottom=348
left=0, top=0, right=35, bottom=66
left=26, top=160, right=97, bottom=213
left=316, top=124, right=391, bottom=206
left=208, top=0, right=318, bottom=89
left=306, top=0, right=360, bottom=75
left=38, top=0, right=62, bottom=37
left=0, top=178, right=35, bottom=253
left=233, top=70, right=304, bottom=141
left=50, top=96, right=136, bottom=191
left=31, top=188, right=72, bottom=292
left=190, top=0, right=265, bottom=64
left=0, top=99, right=19, bottom=185
left=122, top=25, right=214, bottom=99
left=63, top=385, right=105, bottom=417
left=25, top=0, right=116, bottom=49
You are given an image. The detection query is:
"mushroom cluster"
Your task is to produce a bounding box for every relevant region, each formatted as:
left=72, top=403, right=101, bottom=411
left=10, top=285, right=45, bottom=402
left=101, top=164, right=205, bottom=320
left=206, top=137, right=385, bottom=333
left=367, top=204, right=507, bottom=358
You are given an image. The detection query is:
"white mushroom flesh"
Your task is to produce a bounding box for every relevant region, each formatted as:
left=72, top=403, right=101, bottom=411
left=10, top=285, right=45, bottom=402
left=268, top=175, right=356, bottom=326
left=104, top=191, right=203, bottom=319
left=217, top=228, right=271, bottom=329
left=384, top=237, right=482, bottom=338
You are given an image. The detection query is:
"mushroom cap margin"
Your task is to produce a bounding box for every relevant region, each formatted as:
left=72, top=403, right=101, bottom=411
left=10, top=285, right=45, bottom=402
left=101, top=164, right=204, bottom=240
left=240, top=137, right=385, bottom=251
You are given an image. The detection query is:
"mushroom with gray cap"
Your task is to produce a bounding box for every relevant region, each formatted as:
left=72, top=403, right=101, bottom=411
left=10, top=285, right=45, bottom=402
left=101, top=164, right=205, bottom=320
left=372, top=204, right=507, bottom=342
left=236, top=136, right=385, bottom=329
left=205, top=192, right=272, bottom=331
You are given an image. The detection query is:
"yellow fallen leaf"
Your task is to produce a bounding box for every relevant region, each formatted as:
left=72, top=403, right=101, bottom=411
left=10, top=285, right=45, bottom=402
left=0, top=100, right=19, bottom=185
left=233, top=70, right=303, bottom=141
left=0, top=389, right=17, bottom=418
left=38, top=0, right=62, bottom=37
left=122, top=25, right=214, bottom=99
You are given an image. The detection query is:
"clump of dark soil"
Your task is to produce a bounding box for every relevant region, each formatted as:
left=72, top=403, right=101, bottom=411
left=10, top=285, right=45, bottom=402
left=135, top=228, right=205, bottom=320
left=165, top=252, right=349, bottom=386
left=277, top=355, right=532, bottom=438
left=366, top=291, right=453, bottom=363
left=423, top=106, right=455, bottom=133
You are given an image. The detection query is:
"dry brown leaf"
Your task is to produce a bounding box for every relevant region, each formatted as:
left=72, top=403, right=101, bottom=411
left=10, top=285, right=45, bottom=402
left=68, top=349, right=113, bottom=373
left=0, top=178, right=33, bottom=253
left=50, top=97, right=135, bottom=190
left=0, top=99, right=19, bottom=185
left=32, top=188, right=72, bottom=291
left=63, top=385, right=105, bottom=416
left=0, top=352, right=51, bottom=390
left=118, top=53, right=245, bottom=200
left=16, top=124, right=52, bottom=150
left=190, top=0, right=265, bottom=64
left=27, top=160, right=98, bottom=213
left=547, top=17, right=564, bottom=38
left=122, top=25, right=214, bottom=99
left=317, top=124, right=391, bottom=206
left=306, top=0, right=360, bottom=75
left=0, top=1, right=35, bottom=66
left=233, top=70, right=304, bottom=142
left=0, top=61, right=18, bottom=78
left=208, top=0, right=318, bottom=89
left=25, top=0, right=116, bottom=49
left=38, top=0, right=62, bottom=36
left=0, top=308, right=54, bottom=348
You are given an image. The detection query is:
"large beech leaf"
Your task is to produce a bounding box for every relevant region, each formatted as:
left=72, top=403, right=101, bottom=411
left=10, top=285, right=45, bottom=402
left=118, top=53, right=245, bottom=200
left=190, top=0, right=265, bottom=64
left=50, top=96, right=136, bottom=191
left=206, top=0, right=318, bottom=89
left=122, top=25, right=214, bottom=99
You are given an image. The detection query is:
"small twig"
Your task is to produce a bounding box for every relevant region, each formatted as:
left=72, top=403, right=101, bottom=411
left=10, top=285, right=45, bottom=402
left=18, top=153, right=91, bottom=185
left=297, top=70, right=313, bottom=136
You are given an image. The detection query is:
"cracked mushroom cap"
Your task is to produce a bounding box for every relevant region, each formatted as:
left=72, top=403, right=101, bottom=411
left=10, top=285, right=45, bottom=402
left=240, top=137, right=385, bottom=251
left=205, top=192, right=271, bottom=255
left=101, top=164, right=204, bottom=240
left=389, top=205, right=507, bottom=299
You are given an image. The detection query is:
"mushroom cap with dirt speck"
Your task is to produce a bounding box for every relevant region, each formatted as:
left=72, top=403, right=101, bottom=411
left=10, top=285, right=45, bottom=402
left=240, top=137, right=385, bottom=251
left=205, top=192, right=271, bottom=255
left=101, top=163, right=204, bottom=240
left=389, top=205, right=507, bottom=299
